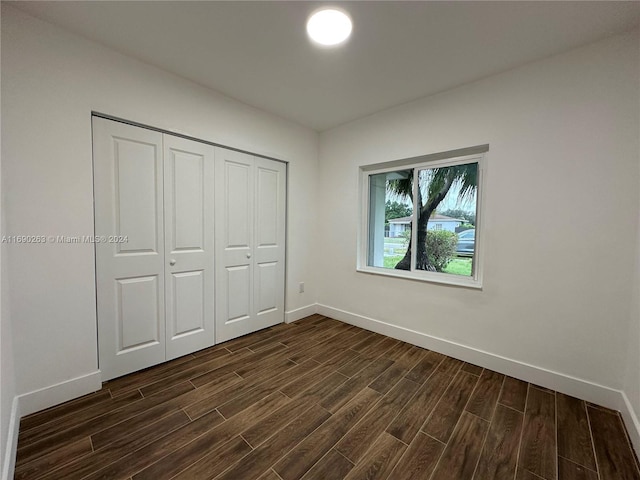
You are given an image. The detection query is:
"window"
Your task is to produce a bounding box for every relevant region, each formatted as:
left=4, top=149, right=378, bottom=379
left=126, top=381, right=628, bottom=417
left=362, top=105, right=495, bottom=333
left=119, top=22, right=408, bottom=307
left=359, top=147, right=486, bottom=288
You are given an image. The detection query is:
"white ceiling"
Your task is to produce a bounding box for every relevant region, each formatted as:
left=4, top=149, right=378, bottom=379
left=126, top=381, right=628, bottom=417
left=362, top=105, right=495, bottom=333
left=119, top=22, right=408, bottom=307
left=11, top=1, right=640, bottom=131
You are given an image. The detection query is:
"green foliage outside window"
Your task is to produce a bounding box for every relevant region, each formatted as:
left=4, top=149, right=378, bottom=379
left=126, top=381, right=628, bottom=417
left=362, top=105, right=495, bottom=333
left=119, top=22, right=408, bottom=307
left=385, top=201, right=412, bottom=224
left=425, top=230, right=458, bottom=272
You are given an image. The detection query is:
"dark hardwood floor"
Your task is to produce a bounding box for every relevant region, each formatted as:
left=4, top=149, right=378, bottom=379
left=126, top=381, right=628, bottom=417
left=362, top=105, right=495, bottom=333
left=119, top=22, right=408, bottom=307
left=15, top=315, right=640, bottom=480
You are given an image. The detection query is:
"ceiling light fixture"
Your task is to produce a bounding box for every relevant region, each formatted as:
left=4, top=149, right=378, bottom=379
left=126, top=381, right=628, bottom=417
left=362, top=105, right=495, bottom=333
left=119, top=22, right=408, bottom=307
left=306, top=8, right=352, bottom=46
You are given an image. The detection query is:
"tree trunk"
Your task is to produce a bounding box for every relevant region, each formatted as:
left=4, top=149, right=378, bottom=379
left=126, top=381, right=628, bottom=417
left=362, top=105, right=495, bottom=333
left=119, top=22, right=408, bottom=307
left=414, top=211, right=434, bottom=271
left=395, top=173, right=456, bottom=271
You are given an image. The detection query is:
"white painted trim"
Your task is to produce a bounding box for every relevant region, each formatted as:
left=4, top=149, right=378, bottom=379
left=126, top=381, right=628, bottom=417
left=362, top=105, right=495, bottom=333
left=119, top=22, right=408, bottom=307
left=18, top=370, right=102, bottom=417
left=0, top=372, right=102, bottom=478
left=356, top=266, right=483, bottom=289
left=285, top=304, right=318, bottom=324
left=619, top=391, right=640, bottom=458
left=1, top=397, right=20, bottom=480
left=316, top=303, right=625, bottom=410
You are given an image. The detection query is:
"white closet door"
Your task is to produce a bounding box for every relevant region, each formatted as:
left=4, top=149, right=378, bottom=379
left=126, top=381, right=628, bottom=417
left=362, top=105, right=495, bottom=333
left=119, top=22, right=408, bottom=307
left=215, top=148, right=286, bottom=342
left=215, top=148, right=255, bottom=342
left=93, top=117, right=166, bottom=381
left=253, top=157, right=286, bottom=328
left=163, top=135, right=215, bottom=360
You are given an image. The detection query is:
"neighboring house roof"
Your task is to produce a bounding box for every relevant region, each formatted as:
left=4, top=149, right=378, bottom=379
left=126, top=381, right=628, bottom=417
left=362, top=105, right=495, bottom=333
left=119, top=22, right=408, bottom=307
left=388, top=214, right=464, bottom=224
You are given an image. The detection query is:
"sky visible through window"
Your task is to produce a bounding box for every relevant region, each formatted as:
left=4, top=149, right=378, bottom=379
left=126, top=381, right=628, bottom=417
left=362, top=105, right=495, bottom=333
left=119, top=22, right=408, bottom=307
left=389, top=182, right=476, bottom=216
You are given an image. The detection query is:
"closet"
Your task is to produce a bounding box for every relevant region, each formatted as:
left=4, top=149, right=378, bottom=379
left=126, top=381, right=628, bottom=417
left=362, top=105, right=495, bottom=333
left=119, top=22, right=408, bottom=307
left=93, top=117, right=286, bottom=380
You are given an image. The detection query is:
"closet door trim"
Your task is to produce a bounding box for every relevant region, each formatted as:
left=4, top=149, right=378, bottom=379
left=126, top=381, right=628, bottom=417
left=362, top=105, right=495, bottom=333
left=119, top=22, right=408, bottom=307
left=92, top=112, right=286, bottom=163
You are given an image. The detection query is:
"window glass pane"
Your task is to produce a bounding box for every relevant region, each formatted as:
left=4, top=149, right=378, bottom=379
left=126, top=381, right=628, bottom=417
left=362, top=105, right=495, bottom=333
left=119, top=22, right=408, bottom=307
left=367, top=170, right=413, bottom=269
left=414, top=162, right=478, bottom=276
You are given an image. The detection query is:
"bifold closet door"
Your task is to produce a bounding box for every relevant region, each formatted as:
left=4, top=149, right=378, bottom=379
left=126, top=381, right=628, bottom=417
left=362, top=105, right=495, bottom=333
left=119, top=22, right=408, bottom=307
left=94, top=118, right=167, bottom=380
left=215, top=148, right=286, bottom=342
left=163, top=135, right=215, bottom=361
left=94, top=117, right=215, bottom=380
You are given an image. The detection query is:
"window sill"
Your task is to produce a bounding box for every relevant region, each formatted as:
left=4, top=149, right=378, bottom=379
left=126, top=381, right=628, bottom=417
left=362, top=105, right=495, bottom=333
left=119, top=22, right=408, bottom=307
left=356, top=266, right=483, bottom=289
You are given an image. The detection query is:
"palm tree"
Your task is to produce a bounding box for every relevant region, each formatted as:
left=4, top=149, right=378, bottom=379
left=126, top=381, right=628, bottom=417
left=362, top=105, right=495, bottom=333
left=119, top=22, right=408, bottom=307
left=388, top=164, right=477, bottom=271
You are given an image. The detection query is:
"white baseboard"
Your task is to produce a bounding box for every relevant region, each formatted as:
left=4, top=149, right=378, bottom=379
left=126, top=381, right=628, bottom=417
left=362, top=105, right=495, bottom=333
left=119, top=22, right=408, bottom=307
left=620, top=392, right=640, bottom=458
left=0, top=371, right=101, bottom=479
left=285, top=304, right=317, bottom=324
left=1, top=397, right=20, bottom=480
left=18, top=370, right=102, bottom=417
left=317, top=304, right=637, bottom=439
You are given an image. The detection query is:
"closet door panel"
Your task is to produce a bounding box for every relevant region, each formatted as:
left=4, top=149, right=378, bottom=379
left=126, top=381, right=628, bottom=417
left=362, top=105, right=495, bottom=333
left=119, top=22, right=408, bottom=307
left=117, top=275, right=161, bottom=351
left=93, top=117, right=165, bottom=381
left=255, top=167, right=279, bottom=247
left=171, top=270, right=205, bottom=336
left=226, top=265, right=251, bottom=322
left=114, top=139, right=159, bottom=254
left=171, top=151, right=204, bottom=250
left=215, top=148, right=255, bottom=342
left=256, top=262, right=278, bottom=314
left=222, top=157, right=253, bottom=264
left=253, top=157, right=286, bottom=327
left=164, top=135, right=215, bottom=360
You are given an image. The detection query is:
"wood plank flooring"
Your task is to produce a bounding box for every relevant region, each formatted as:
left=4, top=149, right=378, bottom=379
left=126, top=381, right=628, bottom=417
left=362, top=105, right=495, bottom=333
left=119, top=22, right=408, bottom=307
left=15, top=314, right=640, bottom=480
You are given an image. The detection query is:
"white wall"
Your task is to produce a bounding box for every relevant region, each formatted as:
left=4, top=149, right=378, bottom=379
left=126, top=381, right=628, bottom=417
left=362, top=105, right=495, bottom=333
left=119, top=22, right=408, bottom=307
left=624, top=221, right=640, bottom=450
left=1, top=6, right=18, bottom=473
left=318, top=30, right=640, bottom=395
left=622, top=42, right=640, bottom=451
left=0, top=209, right=16, bottom=480
left=1, top=4, right=318, bottom=402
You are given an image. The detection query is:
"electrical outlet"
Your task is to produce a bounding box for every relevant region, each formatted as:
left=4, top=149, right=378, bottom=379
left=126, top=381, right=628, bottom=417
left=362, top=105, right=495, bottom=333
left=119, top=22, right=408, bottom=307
left=299, top=282, right=305, bottom=293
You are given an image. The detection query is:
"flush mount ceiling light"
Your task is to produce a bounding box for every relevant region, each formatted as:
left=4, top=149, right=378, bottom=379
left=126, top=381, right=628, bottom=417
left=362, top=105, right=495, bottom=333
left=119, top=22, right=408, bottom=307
left=306, top=8, right=352, bottom=46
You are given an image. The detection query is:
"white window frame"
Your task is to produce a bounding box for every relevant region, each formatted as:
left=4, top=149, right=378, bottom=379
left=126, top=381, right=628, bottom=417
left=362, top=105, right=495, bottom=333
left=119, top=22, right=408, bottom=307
left=357, top=150, right=486, bottom=289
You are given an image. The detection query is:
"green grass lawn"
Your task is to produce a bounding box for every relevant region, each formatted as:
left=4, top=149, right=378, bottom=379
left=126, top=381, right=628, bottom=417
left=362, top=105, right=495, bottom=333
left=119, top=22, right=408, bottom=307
left=443, top=258, right=473, bottom=276
left=383, top=255, right=472, bottom=276
left=383, top=255, right=405, bottom=269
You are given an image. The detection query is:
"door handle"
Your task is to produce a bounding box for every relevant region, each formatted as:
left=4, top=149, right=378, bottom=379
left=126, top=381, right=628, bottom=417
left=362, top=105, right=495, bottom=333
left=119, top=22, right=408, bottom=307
left=246, top=253, right=252, bottom=259
left=169, top=259, right=176, bottom=266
